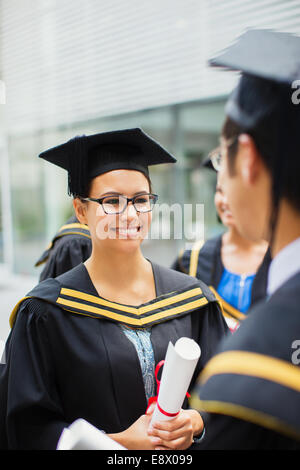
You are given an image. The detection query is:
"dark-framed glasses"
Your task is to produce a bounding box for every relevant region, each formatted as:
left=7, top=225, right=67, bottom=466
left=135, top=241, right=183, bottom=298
left=208, top=148, right=222, bottom=171
left=208, top=135, right=239, bottom=171
left=81, top=193, right=158, bottom=214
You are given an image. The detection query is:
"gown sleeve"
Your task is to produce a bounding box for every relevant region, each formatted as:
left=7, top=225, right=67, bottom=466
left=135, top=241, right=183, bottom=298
left=185, top=289, right=229, bottom=401
left=191, top=412, right=300, bottom=449
left=186, top=300, right=299, bottom=449
left=170, top=250, right=190, bottom=275
left=0, top=299, right=69, bottom=449
left=39, top=236, right=92, bottom=281
left=189, top=282, right=300, bottom=450
left=196, top=303, right=228, bottom=376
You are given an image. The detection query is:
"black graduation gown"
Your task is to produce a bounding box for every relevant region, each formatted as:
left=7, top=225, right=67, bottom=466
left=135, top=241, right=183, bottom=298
left=35, top=216, right=92, bottom=281
left=0, top=262, right=228, bottom=450
left=172, top=235, right=271, bottom=330
left=190, top=271, right=300, bottom=449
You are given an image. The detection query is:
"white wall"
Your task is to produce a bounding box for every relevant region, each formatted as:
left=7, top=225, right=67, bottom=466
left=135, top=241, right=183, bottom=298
left=1, top=0, right=300, bottom=133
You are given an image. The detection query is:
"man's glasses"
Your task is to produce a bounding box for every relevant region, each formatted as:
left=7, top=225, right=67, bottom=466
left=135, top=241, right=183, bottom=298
left=208, top=136, right=239, bottom=171
left=81, top=193, right=158, bottom=214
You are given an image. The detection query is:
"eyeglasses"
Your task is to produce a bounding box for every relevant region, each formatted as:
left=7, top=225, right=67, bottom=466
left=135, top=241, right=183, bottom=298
left=81, top=193, right=158, bottom=214
left=208, top=136, right=239, bottom=171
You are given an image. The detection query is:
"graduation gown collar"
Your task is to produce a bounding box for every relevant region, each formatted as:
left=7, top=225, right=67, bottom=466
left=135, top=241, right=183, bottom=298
left=10, top=262, right=216, bottom=329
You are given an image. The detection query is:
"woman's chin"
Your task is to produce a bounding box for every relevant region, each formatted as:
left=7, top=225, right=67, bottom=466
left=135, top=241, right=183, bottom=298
left=95, top=231, right=146, bottom=253
left=113, top=238, right=144, bottom=254
left=220, top=213, right=235, bottom=227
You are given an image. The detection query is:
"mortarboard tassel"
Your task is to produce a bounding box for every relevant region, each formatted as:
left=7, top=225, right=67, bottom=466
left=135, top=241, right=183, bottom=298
left=67, top=135, right=89, bottom=198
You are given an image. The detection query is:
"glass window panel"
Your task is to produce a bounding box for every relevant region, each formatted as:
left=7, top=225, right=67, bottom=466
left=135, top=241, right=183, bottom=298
left=179, top=100, right=226, bottom=252
left=9, top=134, right=46, bottom=275
left=0, top=181, right=3, bottom=264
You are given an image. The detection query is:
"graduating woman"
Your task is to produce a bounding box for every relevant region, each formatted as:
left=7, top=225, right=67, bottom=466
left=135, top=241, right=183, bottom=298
left=0, top=128, right=228, bottom=450
left=172, top=165, right=270, bottom=332
left=190, top=29, right=300, bottom=449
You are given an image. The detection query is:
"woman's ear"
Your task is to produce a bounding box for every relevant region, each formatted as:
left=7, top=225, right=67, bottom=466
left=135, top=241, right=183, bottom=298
left=73, top=198, right=88, bottom=225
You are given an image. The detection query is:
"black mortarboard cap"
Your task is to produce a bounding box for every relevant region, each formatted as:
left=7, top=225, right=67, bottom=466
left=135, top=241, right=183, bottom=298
left=39, top=128, right=176, bottom=197
left=209, top=28, right=300, bottom=224
left=209, top=29, right=300, bottom=132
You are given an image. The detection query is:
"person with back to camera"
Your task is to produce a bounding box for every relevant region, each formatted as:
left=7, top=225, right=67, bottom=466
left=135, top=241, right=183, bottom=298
left=0, top=128, right=228, bottom=450
left=186, top=29, right=300, bottom=450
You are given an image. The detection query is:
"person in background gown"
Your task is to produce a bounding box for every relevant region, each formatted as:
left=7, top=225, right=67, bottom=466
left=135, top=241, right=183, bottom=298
left=0, top=128, right=228, bottom=450
left=172, top=158, right=270, bottom=332
left=35, top=214, right=92, bottom=281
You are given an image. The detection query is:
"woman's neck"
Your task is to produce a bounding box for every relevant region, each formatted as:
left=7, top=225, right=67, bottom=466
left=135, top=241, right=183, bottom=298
left=86, top=245, right=148, bottom=284
left=221, top=226, right=268, bottom=275
left=85, top=247, right=156, bottom=306
left=84, top=244, right=156, bottom=305
left=223, top=225, right=267, bottom=252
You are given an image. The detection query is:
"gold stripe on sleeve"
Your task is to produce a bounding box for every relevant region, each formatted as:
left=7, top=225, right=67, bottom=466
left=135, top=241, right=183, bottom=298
left=199, top=350, right=300, bottom=393
left=190, top=350, right=300, bottom=440
left=189, top=394, right=300, bottom=441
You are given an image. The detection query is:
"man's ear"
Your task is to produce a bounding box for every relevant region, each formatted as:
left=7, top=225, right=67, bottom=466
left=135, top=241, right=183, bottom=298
left=238, top=133, right=262, bottom=185
left=73, top=198, right=88, bottom=225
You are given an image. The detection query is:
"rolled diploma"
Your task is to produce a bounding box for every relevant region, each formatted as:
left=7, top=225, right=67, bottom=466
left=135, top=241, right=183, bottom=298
left=150, top=337, right=201, bottom=425
left=56, top=418, right=127, bottom=450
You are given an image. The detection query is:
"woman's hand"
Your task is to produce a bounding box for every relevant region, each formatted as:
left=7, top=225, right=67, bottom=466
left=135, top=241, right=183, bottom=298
left=146, top=408, right=204, bottom=450
left=108, top=413, right=157, bottom=450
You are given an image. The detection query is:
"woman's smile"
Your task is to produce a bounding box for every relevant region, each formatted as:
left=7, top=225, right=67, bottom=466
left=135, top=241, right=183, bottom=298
left=111, top=225, right=142, bottom=238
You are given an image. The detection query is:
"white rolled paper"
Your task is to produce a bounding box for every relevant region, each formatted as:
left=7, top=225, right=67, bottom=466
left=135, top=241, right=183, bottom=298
left=150, top=337, right=201, bottom=425
left=56, top=418, right=127, bottom=450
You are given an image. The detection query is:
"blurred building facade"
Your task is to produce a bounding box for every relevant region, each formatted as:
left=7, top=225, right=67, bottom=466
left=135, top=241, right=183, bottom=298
left=0, top=0, right=300, bottom=276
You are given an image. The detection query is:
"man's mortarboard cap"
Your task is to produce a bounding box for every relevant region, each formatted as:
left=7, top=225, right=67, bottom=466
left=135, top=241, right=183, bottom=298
left=209, top=29, right=300, bottom=131
left=39, top=128, right=176, bottom=197
left=209, top=28, right=300, bottom=214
